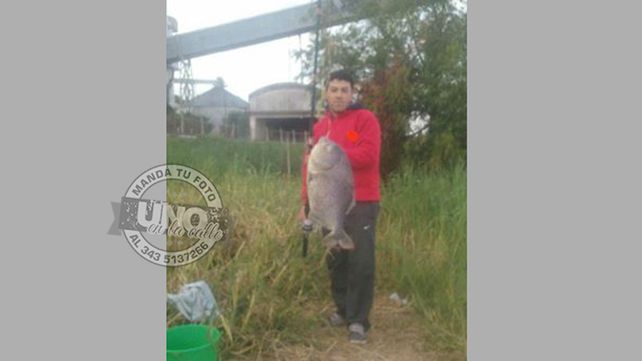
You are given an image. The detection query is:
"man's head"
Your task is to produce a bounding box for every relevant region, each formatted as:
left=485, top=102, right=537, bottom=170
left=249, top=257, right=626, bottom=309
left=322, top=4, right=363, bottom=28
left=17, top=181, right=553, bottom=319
left=325, top=69, right=354, bottom=114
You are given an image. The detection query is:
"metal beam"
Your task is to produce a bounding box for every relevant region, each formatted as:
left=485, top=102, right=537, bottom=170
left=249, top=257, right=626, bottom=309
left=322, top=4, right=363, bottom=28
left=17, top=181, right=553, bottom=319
left=172, top=79, right=220, bottom=85
left=167, top=1, right=360, bottom=64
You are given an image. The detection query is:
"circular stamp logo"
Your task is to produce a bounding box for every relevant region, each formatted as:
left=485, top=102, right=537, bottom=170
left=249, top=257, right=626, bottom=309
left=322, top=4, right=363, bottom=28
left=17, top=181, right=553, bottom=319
left=114, top=164, right=228, bottom=267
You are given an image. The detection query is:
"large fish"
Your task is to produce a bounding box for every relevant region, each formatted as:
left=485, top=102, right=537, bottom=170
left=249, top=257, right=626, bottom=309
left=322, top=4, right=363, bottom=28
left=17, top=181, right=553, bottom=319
left=307, top=136, right=356, bottom=250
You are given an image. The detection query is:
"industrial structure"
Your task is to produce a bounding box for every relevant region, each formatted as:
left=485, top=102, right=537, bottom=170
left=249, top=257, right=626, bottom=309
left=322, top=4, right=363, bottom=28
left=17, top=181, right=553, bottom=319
left=166, top=1, right=359, bottom=64
left=191, top=86, right=249, bottom=135
left=249, top=83, right=312, bottom=141
left=166, top=1, right=365, bottom=138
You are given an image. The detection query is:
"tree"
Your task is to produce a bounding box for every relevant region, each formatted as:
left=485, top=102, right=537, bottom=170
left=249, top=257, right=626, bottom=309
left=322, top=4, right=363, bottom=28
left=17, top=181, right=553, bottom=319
left=296, top=0, right=467, bottom=177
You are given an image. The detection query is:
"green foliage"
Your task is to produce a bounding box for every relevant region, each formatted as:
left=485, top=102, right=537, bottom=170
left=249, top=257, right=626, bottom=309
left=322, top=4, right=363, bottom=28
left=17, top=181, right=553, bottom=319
left=379, top=161, right=467, bottom=349
left=406, top=130, right=466, bottom=172
left=167, top=136, right=304, bottom=177
left=167, top=137, right=466, bottom=356
left=296, top=0, right=467, bottom=174
left=167, top=106, right=212, bottom=135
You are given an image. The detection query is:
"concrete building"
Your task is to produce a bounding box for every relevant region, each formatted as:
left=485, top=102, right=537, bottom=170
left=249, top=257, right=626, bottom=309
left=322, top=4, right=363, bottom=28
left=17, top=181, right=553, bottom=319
left=249, top=83, right=313, bottom=141
left=190, top=86, right=249, bottom=135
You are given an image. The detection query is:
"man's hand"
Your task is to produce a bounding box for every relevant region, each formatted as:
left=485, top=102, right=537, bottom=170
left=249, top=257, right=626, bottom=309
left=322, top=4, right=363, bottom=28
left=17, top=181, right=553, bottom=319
left=299, top=205, right=314, bottom=233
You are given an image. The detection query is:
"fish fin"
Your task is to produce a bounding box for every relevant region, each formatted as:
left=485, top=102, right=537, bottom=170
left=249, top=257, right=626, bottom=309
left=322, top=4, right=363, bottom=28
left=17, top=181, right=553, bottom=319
left=345, top=198, right=356, bottom=215
left=322, top=229, right=354, bottom=250
left=307, top=210, right=322, bottom=225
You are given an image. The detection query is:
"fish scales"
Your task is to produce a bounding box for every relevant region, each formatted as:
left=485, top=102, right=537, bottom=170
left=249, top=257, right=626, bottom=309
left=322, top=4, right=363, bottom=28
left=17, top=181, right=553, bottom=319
left=306, top=137, right=356, bottom=250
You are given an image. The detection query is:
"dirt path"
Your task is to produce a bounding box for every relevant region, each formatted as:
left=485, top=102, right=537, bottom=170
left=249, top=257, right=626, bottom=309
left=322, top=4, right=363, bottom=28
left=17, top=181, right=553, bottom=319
left=264, top=295, right=464, bottom=361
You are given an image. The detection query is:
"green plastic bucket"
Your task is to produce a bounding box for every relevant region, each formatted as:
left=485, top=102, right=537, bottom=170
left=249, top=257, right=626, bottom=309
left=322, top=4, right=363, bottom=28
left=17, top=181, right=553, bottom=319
left=167, top=324, right=221, bottom=361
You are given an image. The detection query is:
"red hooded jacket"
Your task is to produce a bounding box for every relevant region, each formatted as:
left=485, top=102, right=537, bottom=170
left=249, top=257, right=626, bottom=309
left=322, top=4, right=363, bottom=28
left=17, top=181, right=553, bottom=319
left=301, top=106, right=381, bottom=203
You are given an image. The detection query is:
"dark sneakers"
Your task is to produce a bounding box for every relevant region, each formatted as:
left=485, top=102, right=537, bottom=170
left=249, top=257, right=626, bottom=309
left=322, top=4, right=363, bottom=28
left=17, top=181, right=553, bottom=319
left=328, top=314, right=368, bottom=344
left=348, top=323, right=367, bottom=344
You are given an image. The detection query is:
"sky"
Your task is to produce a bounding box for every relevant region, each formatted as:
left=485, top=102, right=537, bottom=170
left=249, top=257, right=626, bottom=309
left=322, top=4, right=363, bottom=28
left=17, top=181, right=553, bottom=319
left=166, top=0, right=314, bottom=101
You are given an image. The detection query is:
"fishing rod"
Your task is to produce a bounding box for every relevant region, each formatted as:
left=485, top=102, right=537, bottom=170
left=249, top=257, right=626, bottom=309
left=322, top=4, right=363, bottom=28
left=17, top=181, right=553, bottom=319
left=303, top=0, right=322, bottom=258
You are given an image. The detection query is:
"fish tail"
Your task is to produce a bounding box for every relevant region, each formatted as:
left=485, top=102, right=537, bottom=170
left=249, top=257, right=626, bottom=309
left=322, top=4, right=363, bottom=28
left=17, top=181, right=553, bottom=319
left=322, top=229, right=354, bottom=250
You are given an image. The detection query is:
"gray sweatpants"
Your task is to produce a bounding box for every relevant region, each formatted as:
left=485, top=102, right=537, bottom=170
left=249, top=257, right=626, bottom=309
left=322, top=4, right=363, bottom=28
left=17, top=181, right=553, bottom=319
left=325, top=202, right=380, bottom=331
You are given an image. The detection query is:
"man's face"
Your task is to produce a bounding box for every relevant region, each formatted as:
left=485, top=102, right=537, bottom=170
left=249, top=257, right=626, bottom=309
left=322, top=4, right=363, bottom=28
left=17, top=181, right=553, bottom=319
left=325, top=79, right=353, bottom=114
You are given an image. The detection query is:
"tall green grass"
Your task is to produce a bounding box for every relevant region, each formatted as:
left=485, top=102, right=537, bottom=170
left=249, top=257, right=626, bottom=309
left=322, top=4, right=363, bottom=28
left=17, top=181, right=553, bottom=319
left=166, top=136, right=466, bottom=358
left=378, top=163, right=467, bottom=349
left=168, top=136, right=303, bottom=178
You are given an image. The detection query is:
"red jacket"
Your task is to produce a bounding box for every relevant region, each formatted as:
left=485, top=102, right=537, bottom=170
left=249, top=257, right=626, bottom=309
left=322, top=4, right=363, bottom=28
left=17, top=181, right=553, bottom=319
left=301, top=106, right=381, bottom=203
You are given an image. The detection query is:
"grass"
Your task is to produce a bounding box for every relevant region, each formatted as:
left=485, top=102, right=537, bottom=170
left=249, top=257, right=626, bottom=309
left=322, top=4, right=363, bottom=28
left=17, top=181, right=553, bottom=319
left=166, top=136, right=466, bottom=359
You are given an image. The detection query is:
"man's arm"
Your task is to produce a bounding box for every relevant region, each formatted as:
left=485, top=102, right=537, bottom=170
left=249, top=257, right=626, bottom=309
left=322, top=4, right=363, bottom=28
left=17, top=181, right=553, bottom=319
left=345, top=111, right=381, bottom=170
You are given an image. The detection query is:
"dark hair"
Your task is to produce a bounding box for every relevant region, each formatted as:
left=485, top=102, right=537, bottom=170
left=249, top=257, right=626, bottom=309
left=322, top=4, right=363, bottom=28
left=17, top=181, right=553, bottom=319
left=326, top=69, right=354, bottom=89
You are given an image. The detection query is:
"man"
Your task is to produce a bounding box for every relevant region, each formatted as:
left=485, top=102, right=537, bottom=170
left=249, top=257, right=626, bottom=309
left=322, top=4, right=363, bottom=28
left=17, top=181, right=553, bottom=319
left=300, top=69, right=381, bottom=344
